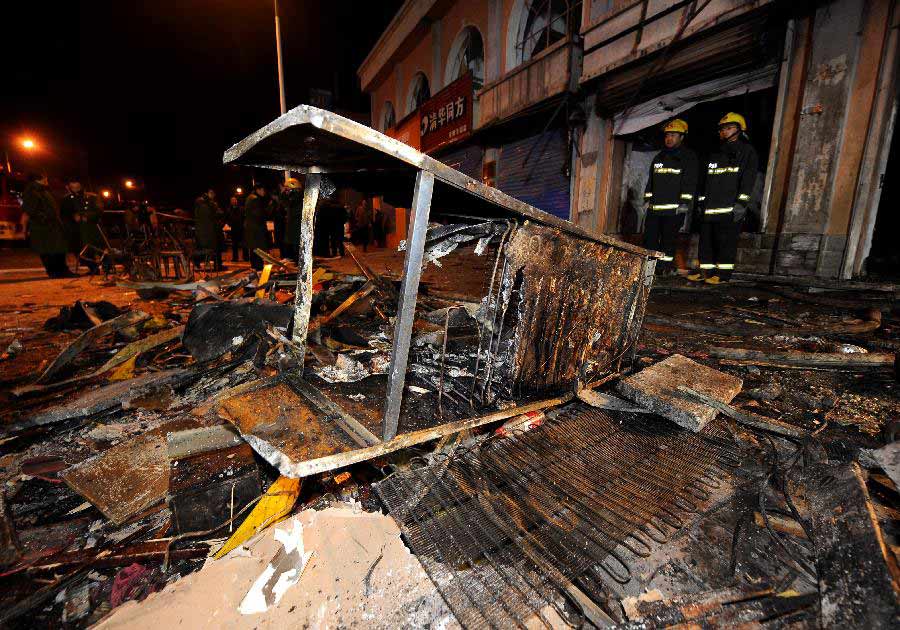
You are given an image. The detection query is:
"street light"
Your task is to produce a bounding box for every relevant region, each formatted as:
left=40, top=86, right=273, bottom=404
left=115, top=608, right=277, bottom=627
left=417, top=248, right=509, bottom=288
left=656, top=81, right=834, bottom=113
left=124, top=179, right=134, bottom=189
left=236, top=187, right=243, bottom=194
left=21, top=138, right=36, bottom=150
left=101, top=190, right=111, bottom=199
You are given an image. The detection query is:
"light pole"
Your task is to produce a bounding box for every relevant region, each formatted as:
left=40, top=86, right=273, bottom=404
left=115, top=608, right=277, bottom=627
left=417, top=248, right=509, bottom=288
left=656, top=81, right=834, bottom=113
left=273, top=0, right=289, bottom=183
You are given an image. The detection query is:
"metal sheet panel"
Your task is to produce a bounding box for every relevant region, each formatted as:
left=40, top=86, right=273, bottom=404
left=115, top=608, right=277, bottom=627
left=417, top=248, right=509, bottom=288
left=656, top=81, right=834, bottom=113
left=497, top=129, right=571, bottom=220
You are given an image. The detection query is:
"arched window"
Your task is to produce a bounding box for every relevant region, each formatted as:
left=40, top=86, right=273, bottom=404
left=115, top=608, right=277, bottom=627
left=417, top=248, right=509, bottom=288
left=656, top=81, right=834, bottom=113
left=506, top=0, right=582, bottom=70
left=445, top=26, right=485, bottom=90
left=406, top=72, right=431, bottom=115
left=382, top=102, right=396, bottom=132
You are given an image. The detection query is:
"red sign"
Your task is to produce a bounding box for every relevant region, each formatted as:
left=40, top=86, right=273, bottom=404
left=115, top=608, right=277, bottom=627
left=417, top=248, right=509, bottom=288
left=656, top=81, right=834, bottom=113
left=420, top=73, right=473, bottom=153
left=386, top=109, right=421, bottom=150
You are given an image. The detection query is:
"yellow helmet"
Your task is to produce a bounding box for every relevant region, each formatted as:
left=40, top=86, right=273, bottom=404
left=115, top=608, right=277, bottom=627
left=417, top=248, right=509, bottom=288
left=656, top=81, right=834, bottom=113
left=285, top=177, right=302, bottom=189
left=663, top=119, right=688, bottom=134
left=718, top=112, right=746, bottom=131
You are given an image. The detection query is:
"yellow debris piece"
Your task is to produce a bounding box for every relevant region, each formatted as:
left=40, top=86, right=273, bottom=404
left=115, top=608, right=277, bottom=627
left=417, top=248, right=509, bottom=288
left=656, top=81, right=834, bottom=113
left=108, top=356, right=138, bottom=382
left=213, top=475, right=301, bottom=559
left=255, top=264, right=273, bottom=299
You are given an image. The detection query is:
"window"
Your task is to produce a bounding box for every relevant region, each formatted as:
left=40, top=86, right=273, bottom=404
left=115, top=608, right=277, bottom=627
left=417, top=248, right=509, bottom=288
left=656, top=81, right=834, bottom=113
left=407, top=72, right=431, bottom=115
left=508, top=0, right=583, bottom=68
left=446, top=27, right=485, bottom=90
left=382, top=102, right=396, bottom=132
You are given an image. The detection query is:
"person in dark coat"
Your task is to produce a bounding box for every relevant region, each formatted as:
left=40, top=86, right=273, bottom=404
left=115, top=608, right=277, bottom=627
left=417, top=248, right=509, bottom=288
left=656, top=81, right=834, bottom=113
left=353, top=198, right=372, bottom=252
left=281, top=177, right=304, bottom=261
left=193, top=188, right=223, bottom=270
left=244, top=183, right=272, bottom=270
left=21, top=174, right=71, bottom=278
left=226, top=196, right=248, bottom=262
left=272, top=181, right=288, bottom=258
left=328, top=201, right=347, bottom=258
left=61, top=178, right=105, bottom=273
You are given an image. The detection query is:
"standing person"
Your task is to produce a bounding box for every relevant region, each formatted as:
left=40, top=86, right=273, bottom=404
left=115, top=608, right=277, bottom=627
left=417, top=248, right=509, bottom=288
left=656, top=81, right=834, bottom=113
left=21, top=173, right=70, bottom=278
left=281, top=177, right=303, bottom=261
left=193, top=188, right=223, bottom=270
left=687, top=113, right=758, bottom=285
left=642, top=119, right=697, bottom=274
left=272, top=181, right=287, bottom=258
left=61, top=178, right=104, bottom=273
left=353, top=198, right=372, bottom=252
left=329, top=201, right=347, bottom=258
left=373, top=203, right=387, bottom=248
left=244, top=183, right=271, bottom=271
left=226, top=196, right=248, bottom=262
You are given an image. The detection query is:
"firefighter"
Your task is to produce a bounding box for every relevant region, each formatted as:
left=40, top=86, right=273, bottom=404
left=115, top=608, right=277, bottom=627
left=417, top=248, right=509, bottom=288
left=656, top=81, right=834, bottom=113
left=61, top=178, right=104, bottom=273
left=281, top=177, right=304, bottom=261
left=643, top=119, right=697, bottom=273
left=244, top=183, right=271, bottom=271
left=193, top=188, right=223, bottom=270
left=688, top=112, right=758, bottom=285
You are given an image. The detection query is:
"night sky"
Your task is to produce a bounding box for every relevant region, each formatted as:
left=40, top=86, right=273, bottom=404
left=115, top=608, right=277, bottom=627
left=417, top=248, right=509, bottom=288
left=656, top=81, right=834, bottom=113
left=3, top=1, right=402, bottom=206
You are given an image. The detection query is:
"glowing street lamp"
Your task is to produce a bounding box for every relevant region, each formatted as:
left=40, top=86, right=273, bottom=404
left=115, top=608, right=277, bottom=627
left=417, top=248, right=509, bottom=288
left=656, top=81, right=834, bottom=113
left=235, top=187, right=243, bottom=194
left=101, top=190, right=111, bottom=199
left=21, top=138, right=36, bottom=150
left=124, top=179, right=134, bottom=189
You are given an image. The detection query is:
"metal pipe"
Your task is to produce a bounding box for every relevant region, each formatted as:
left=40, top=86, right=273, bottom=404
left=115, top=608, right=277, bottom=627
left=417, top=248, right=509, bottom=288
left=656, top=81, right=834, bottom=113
left=382, top=170, right=435, bottom=440
left=291, top=173, right=321, bottom=366
left=273, top=0, right=289, bottom=183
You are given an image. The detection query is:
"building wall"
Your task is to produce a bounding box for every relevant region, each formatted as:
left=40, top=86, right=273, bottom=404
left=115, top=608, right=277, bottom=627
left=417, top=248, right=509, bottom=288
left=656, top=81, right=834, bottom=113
left=577, top=0, right=897, bottom=279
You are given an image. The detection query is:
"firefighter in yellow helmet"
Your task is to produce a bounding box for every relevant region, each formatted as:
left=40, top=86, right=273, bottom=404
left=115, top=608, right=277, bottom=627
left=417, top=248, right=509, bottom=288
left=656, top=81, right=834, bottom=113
left=687, top=112, right=758, bottom=284
left=643, top=118, right=698, bottom=273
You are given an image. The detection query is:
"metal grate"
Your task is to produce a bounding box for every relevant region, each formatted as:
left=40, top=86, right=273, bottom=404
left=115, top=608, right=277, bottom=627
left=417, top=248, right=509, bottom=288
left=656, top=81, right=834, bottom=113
left=376, top=403, right=741, bottom=629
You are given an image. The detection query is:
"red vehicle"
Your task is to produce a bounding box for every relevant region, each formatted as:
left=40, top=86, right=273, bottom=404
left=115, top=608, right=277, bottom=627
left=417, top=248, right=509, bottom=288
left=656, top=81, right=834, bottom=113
left=0, top=171, right=26, bottom=242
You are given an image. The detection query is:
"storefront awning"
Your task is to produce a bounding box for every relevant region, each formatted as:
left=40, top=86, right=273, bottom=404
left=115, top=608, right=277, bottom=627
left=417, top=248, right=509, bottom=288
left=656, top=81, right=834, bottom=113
left=613, top=64, right=778, bottom=136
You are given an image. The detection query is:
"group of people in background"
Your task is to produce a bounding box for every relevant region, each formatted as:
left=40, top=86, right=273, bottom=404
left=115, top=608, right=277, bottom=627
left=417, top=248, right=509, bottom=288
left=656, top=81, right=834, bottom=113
left=642, top=112, right=758, bottom=284
left=192, top=177, right=387, bottom=272
left=21, top=174, right=105, bottom=278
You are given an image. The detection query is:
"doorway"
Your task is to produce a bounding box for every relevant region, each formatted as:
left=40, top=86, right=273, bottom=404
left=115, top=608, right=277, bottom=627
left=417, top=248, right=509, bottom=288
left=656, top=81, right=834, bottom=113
left=865, top=121, right=900, bottom=279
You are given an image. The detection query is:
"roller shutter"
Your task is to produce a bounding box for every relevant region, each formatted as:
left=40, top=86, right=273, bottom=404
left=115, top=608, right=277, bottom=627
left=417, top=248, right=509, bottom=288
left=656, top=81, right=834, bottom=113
left=435, top=144, right=483, bottom=180
left=496, top=128, right=571, bottom=220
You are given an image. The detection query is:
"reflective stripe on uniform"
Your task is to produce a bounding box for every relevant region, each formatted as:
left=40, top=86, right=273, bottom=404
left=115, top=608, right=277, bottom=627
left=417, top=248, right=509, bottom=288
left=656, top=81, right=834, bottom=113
left=708, top=166, right=740, bottom=174
left=705, top=207, right=734, bottom=214
left=644, top=192, right=653, bottom=198
left=699, top=263, right=717, bottom=269
left=737, top=193, right=750, bottom=201
left=680, top=193, right=693, bottom=200
left=654, top=167, right=682, bottom=174
left=698, top=196, right=706, bottom=201
left=660, top=255, right=674, bottom=262
left=717, top=263, right=735, bottom=269
left=651, top=204, right=679, bottom=210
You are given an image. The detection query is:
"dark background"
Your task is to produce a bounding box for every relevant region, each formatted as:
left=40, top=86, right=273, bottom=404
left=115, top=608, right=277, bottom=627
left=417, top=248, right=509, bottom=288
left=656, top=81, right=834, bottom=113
left=2, top=1, right=402, bottom=206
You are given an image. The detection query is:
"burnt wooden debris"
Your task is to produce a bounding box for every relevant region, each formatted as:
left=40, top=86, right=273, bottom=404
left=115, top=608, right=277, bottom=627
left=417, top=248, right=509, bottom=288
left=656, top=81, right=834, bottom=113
left=1, top=104, right=899, bottom=627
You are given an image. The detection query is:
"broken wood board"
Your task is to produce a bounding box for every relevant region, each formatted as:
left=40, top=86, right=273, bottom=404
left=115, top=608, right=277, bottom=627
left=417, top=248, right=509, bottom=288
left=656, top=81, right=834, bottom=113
left=10, top=325, right=185, bottom=397
left=677, top=386, right=806, bottom=439
left=709, top=346, right=896, bottom=369
left=799, top=462, right=900, bottom=628
left=61, top=417, right=200, bottom=525
left=860, top=441, right=900, bottom=489
left=167, top=425, right=261, bottom=535
left=220, top=378, right=573, bottom=478
left=36, top=310, right=150, bottom=383
left=6, top=369, right=191, bottom=434
left=617, top=354, right=742, bottom=432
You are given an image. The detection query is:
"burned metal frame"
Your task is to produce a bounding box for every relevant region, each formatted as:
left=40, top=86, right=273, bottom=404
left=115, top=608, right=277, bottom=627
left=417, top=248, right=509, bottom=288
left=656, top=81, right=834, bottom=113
left=224, top=104, right=660, bottom=446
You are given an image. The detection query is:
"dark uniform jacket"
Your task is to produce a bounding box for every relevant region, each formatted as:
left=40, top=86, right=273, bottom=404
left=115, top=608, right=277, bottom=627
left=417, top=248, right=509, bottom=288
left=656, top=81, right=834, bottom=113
left=243, top=192, right=271, bottom=253
left=61, top=192, right=104, bottom=250
left=700, top=138, right=758, bottom=222
left=23, top=181, right=67, bottom=255
left=193, top=193, right=223, bottom=251
left=643, top=145, right=699, bottom=215
left=282, top=189, right=304, bottom=246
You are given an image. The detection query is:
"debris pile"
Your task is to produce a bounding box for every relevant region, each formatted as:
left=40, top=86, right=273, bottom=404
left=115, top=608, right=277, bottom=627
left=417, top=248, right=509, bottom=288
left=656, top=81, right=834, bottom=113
left=1, top=105, right=898, bottom=627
